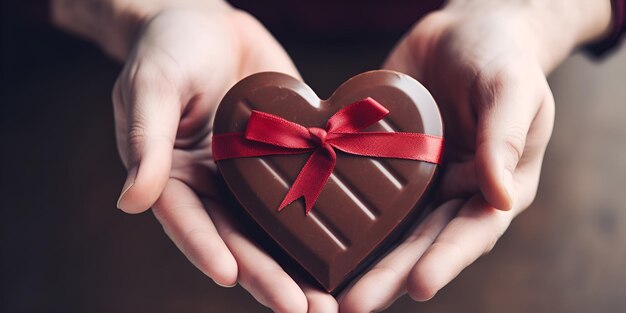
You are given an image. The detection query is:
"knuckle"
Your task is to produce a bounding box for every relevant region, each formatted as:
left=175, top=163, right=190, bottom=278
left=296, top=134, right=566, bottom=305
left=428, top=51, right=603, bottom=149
left=472, top=68, right=509, bottom=109
left=472, top=65, right=526, bottom=112
left=181, top=227, right=215, bottom=249
left=127, top=124, right=147, bottom=148
left=132, top=65, right=180, bottom=94
left=430, top=241, right=465, bottom=261
left=484, top=214, right=512, bottom=254
left=189, top=242, right=223, bottom=273
left=408, top=241, right=462, bottom=300
left=127, top=58, right=183, bottom=103
left=238, top=266, right=262, bottom=288
left=368, top=265, right=402, bottom=286
left=502, top=127, right=526, bottom=166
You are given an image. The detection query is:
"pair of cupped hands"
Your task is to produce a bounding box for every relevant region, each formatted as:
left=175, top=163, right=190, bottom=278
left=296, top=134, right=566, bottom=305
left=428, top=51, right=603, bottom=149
left=111, top=2, right=559, bottom=312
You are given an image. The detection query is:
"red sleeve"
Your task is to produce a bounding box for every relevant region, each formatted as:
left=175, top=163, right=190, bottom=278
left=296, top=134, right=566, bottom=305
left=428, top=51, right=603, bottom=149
left=586, top=0, right=626, bottom=57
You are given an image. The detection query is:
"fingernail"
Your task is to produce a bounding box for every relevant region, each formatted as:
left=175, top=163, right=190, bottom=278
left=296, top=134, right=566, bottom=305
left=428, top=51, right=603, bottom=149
left=117, top=167, right=137, bottom=210
left=213, top=279, right=237, bottom=288
left=502, top=169, right=514, bottom=210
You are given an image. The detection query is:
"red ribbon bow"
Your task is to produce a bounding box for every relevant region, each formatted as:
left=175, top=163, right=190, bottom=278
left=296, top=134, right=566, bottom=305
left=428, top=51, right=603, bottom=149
left=212, top=98, right=444, bottom=214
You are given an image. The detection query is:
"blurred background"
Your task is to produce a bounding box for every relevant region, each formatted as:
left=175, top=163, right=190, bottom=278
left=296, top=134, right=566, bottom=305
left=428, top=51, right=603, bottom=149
left=2, top=1, right=625, bottom=312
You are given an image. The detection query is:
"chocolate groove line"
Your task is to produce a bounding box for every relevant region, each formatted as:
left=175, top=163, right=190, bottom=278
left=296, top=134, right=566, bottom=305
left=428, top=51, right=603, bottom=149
left=257, top=158, right=350, bottom=251
left=370, top=160, right=403, bottom=190
left=377, top=119, right=396, bottom=133
left=374, top=118, right=409, bottom=186
left=328, top=172, right=378, bottom=221
left=308, top=212, right=348, bottom=251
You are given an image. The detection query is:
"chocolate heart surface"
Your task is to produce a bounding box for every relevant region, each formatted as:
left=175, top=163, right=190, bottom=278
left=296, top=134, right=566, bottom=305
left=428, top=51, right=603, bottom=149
left=212, top=70, right=443, bottom=293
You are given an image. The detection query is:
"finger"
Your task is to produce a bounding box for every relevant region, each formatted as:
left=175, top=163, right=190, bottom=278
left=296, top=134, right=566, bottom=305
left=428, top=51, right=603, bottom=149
left=508, top=96, right=555, bottom=210
left=206, top=198, right=308, bottom=313
left=234, top=11, right=301, bottom=79
left=151, top=179, right=238, bottom=286
left=382, top=11, right=452, bottom=80
left=406, top=195, right=514, bottom=301
left=339, top=200, right=461, bottom=313
left=382, top=33, right=422, bottom=79
left=473, top=65, right=546, bottom=211
left=115, top=65, right=183, bottom=213
left=300, top=282, right=338, bottom=313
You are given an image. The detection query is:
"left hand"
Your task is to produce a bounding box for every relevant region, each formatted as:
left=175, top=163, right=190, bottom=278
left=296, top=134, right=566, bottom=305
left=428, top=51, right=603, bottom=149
left=339, top=0, right=611, bottom=310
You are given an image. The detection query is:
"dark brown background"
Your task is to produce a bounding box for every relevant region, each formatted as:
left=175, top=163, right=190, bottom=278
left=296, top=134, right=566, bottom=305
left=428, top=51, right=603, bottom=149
left=2, top=5, right=625, bottom=312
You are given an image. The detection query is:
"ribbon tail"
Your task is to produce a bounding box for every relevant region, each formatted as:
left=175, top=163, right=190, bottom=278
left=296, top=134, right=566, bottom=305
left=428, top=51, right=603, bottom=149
left=278, top=145, right=336, bottom=214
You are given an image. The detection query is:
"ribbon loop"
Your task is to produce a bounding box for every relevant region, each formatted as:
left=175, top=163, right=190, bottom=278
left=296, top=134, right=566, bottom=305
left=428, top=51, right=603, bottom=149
left=212, top=98, right=444, bottom=214
left=245, top=110, right=314, bottom=149
left=326, top=97, right=389, bottom=133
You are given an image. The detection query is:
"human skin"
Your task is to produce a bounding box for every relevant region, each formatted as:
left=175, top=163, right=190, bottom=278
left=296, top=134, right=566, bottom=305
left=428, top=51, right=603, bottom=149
left=339, top=1, right=612, bottom=311
left=52, top=0, right=612, bottom=312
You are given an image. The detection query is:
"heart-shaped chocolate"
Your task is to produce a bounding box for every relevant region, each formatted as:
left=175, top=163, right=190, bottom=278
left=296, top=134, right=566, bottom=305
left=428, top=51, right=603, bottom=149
left=212, top=70, right=443, bottom=293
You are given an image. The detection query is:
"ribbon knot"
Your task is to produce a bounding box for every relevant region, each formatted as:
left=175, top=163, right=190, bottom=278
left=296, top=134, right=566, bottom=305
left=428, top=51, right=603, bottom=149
left=308, top=127, right=328, bottom=146
left=212, top=97, right=444, bottom=214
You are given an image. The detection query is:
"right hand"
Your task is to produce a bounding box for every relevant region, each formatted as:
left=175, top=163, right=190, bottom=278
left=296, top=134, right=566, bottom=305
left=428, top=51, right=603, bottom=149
left=339, top=0, right=611, bottom=311
left=113, top=5, right=337, bottom=312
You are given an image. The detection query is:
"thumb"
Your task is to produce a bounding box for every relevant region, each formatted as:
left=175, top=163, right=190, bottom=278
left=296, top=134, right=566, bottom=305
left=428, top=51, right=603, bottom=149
left=115, top=70, right=182, bottom=214
left=474, top=73, right=540, bottom=211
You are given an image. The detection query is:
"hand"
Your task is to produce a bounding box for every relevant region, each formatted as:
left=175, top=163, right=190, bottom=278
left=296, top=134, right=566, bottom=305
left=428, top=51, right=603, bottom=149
left=112, top=5, right=336, bottom=312
left=339, top=1, right=611, bottom=311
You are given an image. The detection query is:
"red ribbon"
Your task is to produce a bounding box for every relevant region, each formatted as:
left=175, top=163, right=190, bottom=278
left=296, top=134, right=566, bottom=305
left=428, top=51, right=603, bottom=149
left=212, top=98, right=444, bottom=214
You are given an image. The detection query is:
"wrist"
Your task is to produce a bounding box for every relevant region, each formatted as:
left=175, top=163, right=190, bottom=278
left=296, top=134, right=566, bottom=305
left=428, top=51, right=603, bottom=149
left=51, top=0, right=230, bottom=61
left=443, top=0, right=612, bottom=72
left=524, top=0, right=612, bottom=70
